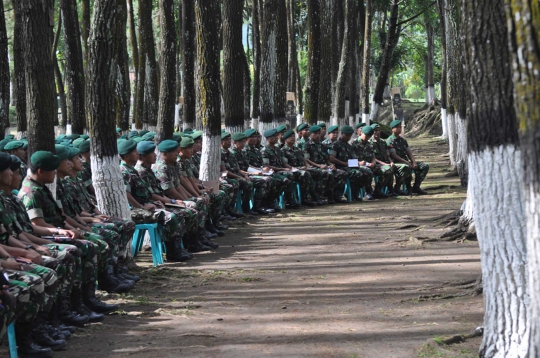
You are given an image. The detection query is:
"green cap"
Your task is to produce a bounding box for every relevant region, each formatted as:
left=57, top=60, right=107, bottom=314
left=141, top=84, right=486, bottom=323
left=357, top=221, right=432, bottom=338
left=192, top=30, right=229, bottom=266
left=129, top=130, right=139, bottom=137
left=142, top=133, right=155, bottom=141
left=173, top=133, right=182, bottom=142
left=327, top=125, right=339, bottom=134
left=276, top=124, right=287, bottom=133
left=119, top=134, right=128, bottom=140
left=22, top=141, right=28, bottom=150
left=65, top=134, right=80, bottom=140
left=118, top=139, right=137, bottom=155
left=191, top=131, right=203, bottom=140
left=341, top=125, right=354, bottom=135
left=371, top=123, right=380, bottom=129
left=390, top=120, right=402, bottom=128
left=4, top=141, right=24, bottom=151
left=79, top=141, right=90, bottom=153
left=0, top=139, right=12, bottom=151
left=5, top=135, right=14, bottom=140
left=221, top=132, right=231, bottom=140
left=116, top=128, right=122, bottom=133
left=179, top=137, right=194, bottom=149
left=318, top=122, right=327, bottom=128
left=80, top=134, right=89, bottom=140
left=282, top=129, right=295, bottom=140
left=264, top=129, right=277, bottom=138
left=68, top=147, right=80, bottom=160
left=137, top=141, right=156, bottom=155
left=296, top=123, right=308, bottom=132
left=133, top=137, right=144, bottom=143
left=56, top=134, right=67, bottom=141
left=244, top=129, right=257, bottom=138
left=362, top=126, right=374, bottom=136
left=355, top=123, right=366, bottom=129
left=139, top=130, right=149, bottom=136
left=309, top=125, right=321, bottom=133
left=184, top=127, right=193, bottom=132
left=158, top=139, right=180, bottom=152
left=0, top=152, right=11, bottom=171
left=55, top=145, right=71, bottom=160
left=9, top=155, right=22, bottom=172
left=31, top=151, right=61, bottom=171
left=72, top=138, right=85, bottom=148
left=231, top=132, right=247, bottom=141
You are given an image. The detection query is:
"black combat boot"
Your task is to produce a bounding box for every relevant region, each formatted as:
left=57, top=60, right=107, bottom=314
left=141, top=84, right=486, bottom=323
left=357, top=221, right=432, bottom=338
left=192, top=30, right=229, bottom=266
left=83, top=283, right=119, bottom=314
left=16, top=322, right=53, bottom=358
left=31, top=323, right=67, bottom=351
left=60, top=290, right=89, bottom=327
left=165, top=241, right=193, bottom=262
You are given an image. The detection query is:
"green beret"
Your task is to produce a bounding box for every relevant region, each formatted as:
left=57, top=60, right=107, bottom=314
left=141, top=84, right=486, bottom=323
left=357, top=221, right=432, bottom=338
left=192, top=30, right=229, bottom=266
left=244, top=129, right=257, bottom=138
left=282, top=129, right=295, bottom=140
left=309, top=125, right=321, bottom=133
left=68, top=147, right=80, bottom=160
left=137, top=141, right=156, bottom=155
left=55, top=145, right=70, bottom=160
left=179, top=137, right=194, bottom=149
left=172, top=133, right=182, bottom=142
left=118, top=139, right=137, bottom=155
left=4, top=141, right=24, bottom=151
left=116, top=128, right=122, bottom=133
left=72, top=138, right=85, bottom=148
left=182, top=134, right=192, bottom=139
left=56, top=134, right=67, bottom=141
left=221, top=132, right=231, bottom=140
left=139, top=130, right=150, bottom=136
left=31, top=151, right=60, bottom=171
left=0, top=152, right=11, bottom=171
left=0, top=139, right=12, bottom=151
left=327, top=125, right=339, bottom=134
left=296, top=123, right=308, bottom=132
left=191, top=131, right=203, bottom=140
left=276, top=124, right=287, bottom=133
left=22, top=142, right=28, bottom=150
left=390, top=120, right=402, bottom=128
left=355, top=122, right=366, bottom=129
left=9, top=155, right=22, bottom=172
left=79, top=141, right=90, bottom=153
left=362, top=126, right=374, bottom=136
left=65, top=134, right=80, bottom=140
left=317, top=122, right=327, bottom=128
left=184, top=127, right=193, bottom=132
left=158, top=139, right=180, bottom=152
left=80, top=134, right=89, bottom=140
left=129, top=130, right=139, bottom=137
left=5, top=135, right=14, bottom=140
left=371, top=123, right=380, bottom=129
left=136, top=137, right=148, bottom=143
left=341, top=125, right=354, bottom=135
left=264, top=129, right=277, bottom=138
left=119, top=134, right=127, bottom=140
left=231, top=132, right=247, bottom=141
left=142, top=133, right=155, bottom=141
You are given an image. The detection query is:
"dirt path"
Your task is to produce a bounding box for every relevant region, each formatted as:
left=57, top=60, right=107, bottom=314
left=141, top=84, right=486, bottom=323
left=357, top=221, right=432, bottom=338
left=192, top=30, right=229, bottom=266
left=51, top=136, right=482, bottom=358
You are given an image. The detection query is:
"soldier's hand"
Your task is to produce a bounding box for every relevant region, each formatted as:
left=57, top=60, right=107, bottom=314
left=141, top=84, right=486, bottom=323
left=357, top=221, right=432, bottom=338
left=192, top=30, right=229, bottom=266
left=143, top=204, right=157, bottom=211
left=262, top=167, right=270, bottom=173
left=97, top=215, right=110, bottom=220
left=412, top=162, right=419, bottom=170
left=155, top=201, right=165, bottom=209
left=2, top=258, right=23, bottom=271
left=35, top=246, right=51, bottom=256
left=25, top=251, right=43, bottom=265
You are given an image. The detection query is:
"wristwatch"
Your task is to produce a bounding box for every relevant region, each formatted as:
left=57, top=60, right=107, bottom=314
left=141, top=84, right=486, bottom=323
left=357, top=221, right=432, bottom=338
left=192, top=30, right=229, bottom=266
left=25, top=244, right=33, bottom=250
left=54, top=227, right=61, bottom=235
left=171, top=199, right=176, bottom=204
left=91, top=213, right=96, bottom=217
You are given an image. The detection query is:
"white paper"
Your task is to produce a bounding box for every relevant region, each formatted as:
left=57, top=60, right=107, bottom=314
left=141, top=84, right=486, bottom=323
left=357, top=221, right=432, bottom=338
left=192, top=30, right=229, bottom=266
left=291, top=167, right=299, bottom=173
left=262, top=169, right=274, bottom=176
left=348, top=159, right=359, bottom=167
left=203, top=180, right=220, bottom=194
left=221, top=171, right=228, bottom=178
left=247, top=166, right=260, bottom=174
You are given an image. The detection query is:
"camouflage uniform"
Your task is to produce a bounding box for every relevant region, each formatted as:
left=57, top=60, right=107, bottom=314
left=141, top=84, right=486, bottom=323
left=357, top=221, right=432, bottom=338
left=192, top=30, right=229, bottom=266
left=221, top=148, right=253, bottom=210
left=329, top=139, right=373, bottom=196
left=296, top=137, right=307, bottom=151
left=191, top=152, right=201, bottom=178
left=120, top=162, right=185, bottom=244
left=245, top=144, right=286, bottom=206
left=353, top=138, right=393, bottom=190
left=386, top=135, right=429, bottom=186
left=5, top=269, right=44, bottom=324
left=260, top=145, right=296, bottom=204
left=281, top=144, right=320, bottom=202
left=78, top=161, right=93, bottom=193
left=370, top=136, right=411, bottom=188
left=304, top=138, right=346, bottom=199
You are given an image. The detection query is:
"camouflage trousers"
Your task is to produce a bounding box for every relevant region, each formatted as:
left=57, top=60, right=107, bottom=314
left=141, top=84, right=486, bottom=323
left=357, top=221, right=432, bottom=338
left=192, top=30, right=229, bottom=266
left=41, top=254, right=74, bottom=304
left=0, top=289, right=16, bottom=338
left=372, top=164, right=394, bottom=189
left=250, top=175, right=274, bottom=209
left=290, top=170, right=314, bottom=201
left=45, top=243, right=86, bottom=294
left=411, top=162, right=429, bottom=185
left=80, top=231, right=109, bottom=277
left=90, top=224, right=120, bottom=266
left=185, top=197, right=208, bottom=229
left=6, top=269, right=45, bottom=323
left=228, top=178, right=253, bottom=211
left=220, top=180, right=239, bottom=211
left=97, top=217, right=136, bottom=260
left=340, top=166, right=373, bottom=195
left=209, top=190, right=228, bottom=220
left=167, top=206, right=199, bottom=237
left=393, top=163, right=413, bottom=186
left=306, top=167, right=330, bottom=200
left=328, top=169, right=349, bottom=199
left=154, top=206, right=185, bottom=243
left=20, top=263, right=58, bottom=313
left=273, top=172, right=295, bottom=204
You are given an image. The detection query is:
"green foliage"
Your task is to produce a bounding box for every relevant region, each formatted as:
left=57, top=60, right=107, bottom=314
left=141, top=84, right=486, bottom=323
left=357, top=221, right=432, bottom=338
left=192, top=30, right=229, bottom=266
left=9, top=106, right=16, bottom=126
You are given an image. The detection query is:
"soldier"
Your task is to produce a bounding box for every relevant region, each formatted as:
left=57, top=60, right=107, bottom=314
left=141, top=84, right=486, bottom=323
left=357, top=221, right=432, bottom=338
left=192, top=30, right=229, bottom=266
left=387, top=120, right=429, bottom=195
left=281, top=129, right=323, bottom=206
left=317, top=123, right=327, bottom=141
left=354, top=123, right=366, bottom=140
left=295, top=123, right=310, bottom=150
left=353, top=126, right=391, bottom=199
left=3, top=141, right=27, bottom=181
left=276, top=124, right=287, bottom=148
left=322, top=125, right=339, bottom=147
left=370, top=123, right=410, bottom=196
left=189, top=131, right=203, bottom=178
left=78, top=140, right=96, bottom=197
left=230, top=132, right=276, bottom=214
left=329, top=125, right=374, bottom=201
left=18, top=151, right=119, bottom=315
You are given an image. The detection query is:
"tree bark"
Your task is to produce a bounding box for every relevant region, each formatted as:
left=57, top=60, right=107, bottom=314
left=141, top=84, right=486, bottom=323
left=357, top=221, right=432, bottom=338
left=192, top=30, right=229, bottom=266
left=286, top=0, right=299, bottom=107
left=505, top=1, right=540, bottom=356
left=462, top=0, right=529, bottom=356
left=223, top=0, right=245, bottom=133
left=317, top=0, right=332, bottom=125
left=127, top=0, right=139, bottom=129
left=331, top=0, right=343, bottom=93
left=304, top=0, right=321, bottom=124
left=241, top=46, right=251, bottom=125
left=52, top=16, right=68, bottom=131
left=81, top=0, right=90, bottom=61
left=0, top=0, right=10, bottom=138
left=436, top=0, right=448, bottom=139
left=115, top=4, right=131, bottom=132
left=361, top=0, right=373, bottom=124
left=194, top=0, right=221, bottom=182
left=332, top=0, right=353, bottom=127
left=182, top=0, right=196, bottom=129
left=273, top=0, right=288, bottom=126
left=11, top=2, right=27, bottom=136
left=251, top=0, right=261, bottom=122
left=60, top=0, right=87, bottom=134
left=424, top=17, right=436, bottom=105
left=347, top=0, right=359, bottom=125
left=155, top=0, right=176, bottom=143
left=87, top=0, right=131, bottom=219
left=14, top=0, right=56, bottom=156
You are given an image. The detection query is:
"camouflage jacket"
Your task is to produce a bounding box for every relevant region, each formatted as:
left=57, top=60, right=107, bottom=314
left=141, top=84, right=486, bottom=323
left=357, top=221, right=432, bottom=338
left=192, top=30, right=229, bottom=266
left=78, top=161, right=93, bottom=189
left=69, top=175, right=96, bottom=213
left=221, top=148, right=241, bottom=174
left=329, top=139, right=357, bottom=167
left=353, top=138, right=375, bottom=163
left=153, top=158, right=182, bottom=193
left=386, top=135, right=410, bottom=161
left=245, top=145, right=264, bottom=168
left=191, top=152, right=201, bottom=177
left=370, top=137, right=392, bottom=163
left=0, top=190, right=34, bottom=237
left=178, top=157, right=195, bottom=178
left=120, top=161, right=153, bottom=205
left=0, top=191, right=24, bottom=242
left=296, top=137, right=307, bottom=151
left=57, top=177, right=83, bottom=218
left=322, top=138, right=336, bottom=147
left=231, top=147, right=250, bottom=171
left=18, top=177, right=66, bottom=228
left=261, top=145, right=287, bottom=167
left=282, top=145, right=306, bottom=167
left=303, top=138, right=328, bottom=165
left=135, top=162, right=165, bottom=196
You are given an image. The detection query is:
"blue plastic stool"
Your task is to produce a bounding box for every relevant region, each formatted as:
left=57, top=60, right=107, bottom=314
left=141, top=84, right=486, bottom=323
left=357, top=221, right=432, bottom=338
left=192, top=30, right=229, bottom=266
left=343, top=178, right=353, bottom=202
left=235, top=192, right=243, bottom=213
left=131, top=223, right=164, bottom=266
left=294, top=182, right=301, bottom=204
left=8, top=323, right=17, bottom=358
left=374, top=176, right=389, bottom=195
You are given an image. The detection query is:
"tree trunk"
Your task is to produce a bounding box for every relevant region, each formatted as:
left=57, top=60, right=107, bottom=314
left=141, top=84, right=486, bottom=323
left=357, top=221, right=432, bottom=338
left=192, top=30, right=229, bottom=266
left=304, top=0, right=321, bottom=124
left=332, top=0, right=353, bottom=127
left=155, top=0, right=176, bottom=143
left=317, top=0, right=332, bottom=125
left=286, top=0, right=298, bottom=99
left=52, top=15, right=68, bottom=132
left=505, top=1, right=540, bottom=356
left=251, top=0, right=261, bottom=123
left=424, top=18, right=436, bottom=105
left=87, top=0, right=131, bottom=219
left=241, top=47, right=251, bottom=126
left=182, top=0, right=196, bottom=130
left=194, top=0, right=221, bottom=182
left=81, top=0, right=90, bottom=61
left=14, top=0, right=56, bottom=156
left=127, top=0, right=139, bottom=128
left=361, top=0, right=373, bottom=124
left=273, top=0, right=288, bottom=127
left=115, top=4, right=131, bottom=132
left=60, top=0, right=87, bottom=134
left=463, top=0, right=529, bottom=356
left=11, top=2, right=27, bottom=136
left=347, top=0, right=359, bottom=125
left=223, top=0, right=245, bottom=134
left=436, top=0, right=448, bottom=140
left=331, top=0, right=343, bottom=93
left=0, top=0, right=10, bottom=138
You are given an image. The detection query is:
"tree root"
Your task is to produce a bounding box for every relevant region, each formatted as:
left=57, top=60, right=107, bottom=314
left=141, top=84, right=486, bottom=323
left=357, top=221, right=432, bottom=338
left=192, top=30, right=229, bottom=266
left=439, top=212, right=477, bottom=241
left=437, top=327, right=484, bottom=345
left=416, top=276, right=483, bottom=301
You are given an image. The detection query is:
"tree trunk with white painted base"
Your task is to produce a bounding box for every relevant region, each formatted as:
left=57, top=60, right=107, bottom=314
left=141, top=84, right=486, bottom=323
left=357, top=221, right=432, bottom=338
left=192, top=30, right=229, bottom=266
left=463, top=0, right=529, bottom=356
left=86, top=0, right=130, bottom=219
left=251, top=0, right=261, bottom=124
left=194, top=0, right=221, bottom=182
left=318, top=0, right=332, bottom=125
left=437, top=0, right=448, bottom=139
left=360, top=0, right=373, bottom=126
left=505, top=1, right=540, bottom=355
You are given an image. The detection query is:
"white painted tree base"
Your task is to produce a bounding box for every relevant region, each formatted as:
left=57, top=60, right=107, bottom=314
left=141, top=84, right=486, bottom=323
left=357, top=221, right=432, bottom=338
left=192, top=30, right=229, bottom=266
left=439, top=108, right=448, bottom=140
left=199, top=134, right=221, bottom=181
left=258, top=121, right=277, bottom=146
left=66, top=124, right=72, bottom=135
left=251, top=117, right=259, bottom=130
left=425, top=86, right=436, bottom=105
left=362, top=113, right=369, bottom=126
left=369, top=102, right=379, bottom=125
left=526, top=185, right=540, bottom=357
left=469, top=145, right=529, bottom=358
left=131, top=123, right=136, bottom=130
left=147, top=125, right=157, bottom=133
left=16, top=131, right=26, bottom=140
left=91, top=155, right=131, bottom=219
left=447, top=113, right=457, bottom=169
left=225, top=125, right=245, bottom=135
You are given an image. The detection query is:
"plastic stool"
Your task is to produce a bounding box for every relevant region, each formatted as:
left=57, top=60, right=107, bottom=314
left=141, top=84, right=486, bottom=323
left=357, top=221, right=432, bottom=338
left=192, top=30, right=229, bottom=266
left=294, top=183, right=301, bottom=204
left=343, top=178, right=353, bottom=202
left=235, top=192, right=243, bottom=213
left=131, top=223, right=164, bottom=266
left=8, top=322, right=17, bottom=358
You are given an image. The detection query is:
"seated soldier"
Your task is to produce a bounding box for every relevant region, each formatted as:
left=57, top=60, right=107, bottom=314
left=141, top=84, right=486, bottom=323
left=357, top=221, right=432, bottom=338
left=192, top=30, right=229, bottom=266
left=295, top=123, right=310, bottom=150
left=4, top=141, right=28, bottom=181
left=317, top=123, right=327, bottom=141
left=353, top=125, right=391, bottom=199
left=354, top=123, right=366, bottom=140
left=118, top=139, right=197, bottom=259
left=77, top=140, right=96, bottom=197
left=276, top=124, right=287, bottom=148
left=387, top=120, right=429, bottom=195
left=322, top=125, right=339, bottom=147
